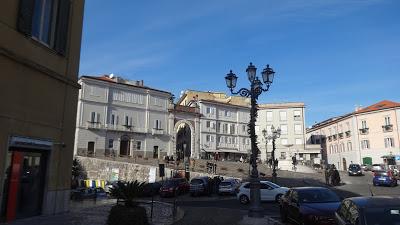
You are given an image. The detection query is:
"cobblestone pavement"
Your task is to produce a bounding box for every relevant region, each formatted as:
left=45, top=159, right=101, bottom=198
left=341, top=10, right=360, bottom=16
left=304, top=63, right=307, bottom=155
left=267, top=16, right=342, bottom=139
left=8, top=199, right=176, bottom=225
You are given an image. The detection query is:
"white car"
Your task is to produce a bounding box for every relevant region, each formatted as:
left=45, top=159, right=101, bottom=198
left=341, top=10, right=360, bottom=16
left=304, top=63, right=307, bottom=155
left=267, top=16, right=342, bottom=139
left=236, top=181, right=289, bottom=204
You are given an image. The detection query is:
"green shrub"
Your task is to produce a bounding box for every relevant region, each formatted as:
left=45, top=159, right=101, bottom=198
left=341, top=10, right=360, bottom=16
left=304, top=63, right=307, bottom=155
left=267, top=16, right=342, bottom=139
left=110, top=181, right=145, bottom=207
left=107, top=205, right=148, bottom=225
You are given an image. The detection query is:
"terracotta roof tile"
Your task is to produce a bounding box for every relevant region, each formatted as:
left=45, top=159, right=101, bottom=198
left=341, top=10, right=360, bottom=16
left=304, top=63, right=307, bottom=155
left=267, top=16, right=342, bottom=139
left=356, top=100, right=400, bottom=114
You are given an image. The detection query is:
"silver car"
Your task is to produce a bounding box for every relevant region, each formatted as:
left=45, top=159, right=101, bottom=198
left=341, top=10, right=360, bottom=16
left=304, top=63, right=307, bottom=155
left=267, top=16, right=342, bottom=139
left=236, top=180, right=289, bottom=204
left=218, top=178, right=240, bottom=195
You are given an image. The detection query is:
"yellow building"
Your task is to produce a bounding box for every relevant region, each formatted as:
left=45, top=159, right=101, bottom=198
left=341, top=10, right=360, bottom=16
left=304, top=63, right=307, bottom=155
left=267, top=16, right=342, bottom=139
left=0, top=0, right=85, bottom=221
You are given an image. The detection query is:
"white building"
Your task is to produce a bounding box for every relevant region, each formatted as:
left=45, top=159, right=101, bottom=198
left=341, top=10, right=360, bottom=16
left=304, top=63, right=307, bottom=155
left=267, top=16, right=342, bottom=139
left=256, top=103, right=321, bottom=164
left=74, top=75, right=173, bottom=159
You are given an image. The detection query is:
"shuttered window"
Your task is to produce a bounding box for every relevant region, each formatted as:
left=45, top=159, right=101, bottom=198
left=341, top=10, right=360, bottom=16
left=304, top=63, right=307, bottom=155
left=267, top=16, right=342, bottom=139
left=17, top=0, right=70, bottom=55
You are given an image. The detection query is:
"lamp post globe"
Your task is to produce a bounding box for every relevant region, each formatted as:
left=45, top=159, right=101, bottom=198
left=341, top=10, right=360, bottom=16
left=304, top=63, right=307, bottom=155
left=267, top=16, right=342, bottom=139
left=224, top=62, right=276, bottom=218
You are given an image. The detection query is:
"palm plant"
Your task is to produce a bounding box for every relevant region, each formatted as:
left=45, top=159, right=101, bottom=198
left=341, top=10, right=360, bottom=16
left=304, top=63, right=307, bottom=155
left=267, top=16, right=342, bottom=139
left=110, top=181, right=145, bottom=207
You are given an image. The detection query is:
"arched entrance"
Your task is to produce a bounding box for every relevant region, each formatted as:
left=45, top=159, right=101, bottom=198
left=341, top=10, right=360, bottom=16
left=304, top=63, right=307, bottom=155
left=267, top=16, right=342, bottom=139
left=176, top=123, right=191, bottom=160
left=120, top=135, right=130, bottom=156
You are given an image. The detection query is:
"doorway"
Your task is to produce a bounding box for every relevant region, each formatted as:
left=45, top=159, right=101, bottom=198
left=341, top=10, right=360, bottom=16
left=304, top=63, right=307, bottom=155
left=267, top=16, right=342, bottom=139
left=153, top=146, right=159, bottom=159
left=119, top=136, right=130, bottom=156
left=1, top=150, right=47, bottom=221
left=343, top=158, right=347, bottom=171
left=87, top=141, right=95, bottom=156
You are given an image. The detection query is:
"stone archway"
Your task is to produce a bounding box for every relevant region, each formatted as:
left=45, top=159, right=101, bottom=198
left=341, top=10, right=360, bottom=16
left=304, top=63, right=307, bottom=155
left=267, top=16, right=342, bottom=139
left=174, top=120, right=196, bottom=159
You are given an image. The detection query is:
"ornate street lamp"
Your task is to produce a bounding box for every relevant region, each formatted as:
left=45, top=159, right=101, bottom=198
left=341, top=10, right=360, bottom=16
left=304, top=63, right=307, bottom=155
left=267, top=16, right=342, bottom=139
left=225, top=62, right=276, bottom=218
left=262, top=126, right=281, bottom=183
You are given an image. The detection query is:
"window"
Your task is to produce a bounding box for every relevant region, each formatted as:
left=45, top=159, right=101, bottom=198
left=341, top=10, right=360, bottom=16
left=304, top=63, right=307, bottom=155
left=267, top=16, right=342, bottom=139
left=206, top=135, right=211, bottom=142
left=242, top=125, right=246, bottom=133
left=18, top=0, right=71, bottom=55
left=384, top=137, right=395, bottom=148
left=211, top=136, right=215, bottom=142
left=206, top=121, right=211, bottom=128
left=347, top=142, right=352, bottom=151
left=266, top=125, right=272, bottom=135
left=266, top=111, right=273, bottom=122
left=295, top=138, right=302, bottom=145
left=219, top=137, right=223, bottom=143
left=90, top=112, right=96, bottom=123
left=281, top=152, right=286, bottom=159
left=125, top=116, right=129, bottom=126
left=385, top=116, right=391, bottom=125
left=154, top=120, right=162, bottom=129
left=223, top=124, right=228, bottom=133
left=136, top=141, right=141, bottom=150
left=206, top=107, right=211, bottom=114
left=108, top=139, right=113, bottom=148
left=217, top=122, right=221, bottom=132
left=111, top=114, right=115, bottom=125
left=242, top=137, right=246, bottom=144
left=361, top=120, right=367, bottom=129
left=225, top=110, right=230, bottom=117
left=294, top=110, right=301, bottom=120
left=281, top=138, right=288, bottom=145
left=361, top=140, right=370, bottom=149
left=280, top=111, right=287, bottom=121
left=230, top=124, right=235, bottom=134
left=280, top=125, right=288, bottom=135
left=294, top=124, right=302, bottom=134
left=228, top=137, right=232, bottom=144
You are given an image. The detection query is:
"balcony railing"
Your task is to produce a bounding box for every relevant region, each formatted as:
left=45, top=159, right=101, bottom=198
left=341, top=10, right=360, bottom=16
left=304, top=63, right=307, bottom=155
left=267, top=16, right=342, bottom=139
left=345, top=131, right=351, bottom=138
left=359, top=128, right=369, bottom=135
left=152, top=128, right=164, bottom=135
left=338, top=133, right=344, bottom=139
left=86, top=121, right=102, bottom=129
left=382, top=124, right=393, bottom=132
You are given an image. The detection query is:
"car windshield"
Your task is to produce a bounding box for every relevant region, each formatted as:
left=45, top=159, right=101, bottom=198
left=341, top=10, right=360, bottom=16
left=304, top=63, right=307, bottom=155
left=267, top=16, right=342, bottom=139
left=298, top=189, right=340, bottom=203
left=220, top=181, right=232, bottom=186
left=265, top=182, right=280, bottom=189
left=191, top=179, right=203, bottom=185
left=349, top=164, right=361, bottom=169
left=364, top=207, right=400, bottom=225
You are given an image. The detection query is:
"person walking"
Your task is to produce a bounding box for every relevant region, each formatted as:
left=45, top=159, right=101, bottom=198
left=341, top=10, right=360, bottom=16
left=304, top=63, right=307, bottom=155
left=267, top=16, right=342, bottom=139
left=274, top=159, right=279, bottom=169
left=324, top=165, right=331, bottom=185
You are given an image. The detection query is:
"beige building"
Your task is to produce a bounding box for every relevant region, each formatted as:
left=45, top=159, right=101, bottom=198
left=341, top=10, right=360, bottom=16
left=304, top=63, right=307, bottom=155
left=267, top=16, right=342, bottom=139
left=0, top=0, right=84, bottom=222
left=307, top=100, right=400, bottom=170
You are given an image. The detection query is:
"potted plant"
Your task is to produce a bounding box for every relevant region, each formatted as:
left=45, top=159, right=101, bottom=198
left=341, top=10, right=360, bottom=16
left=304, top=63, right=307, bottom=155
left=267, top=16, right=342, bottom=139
left=108, top=181, right=149, bottom=225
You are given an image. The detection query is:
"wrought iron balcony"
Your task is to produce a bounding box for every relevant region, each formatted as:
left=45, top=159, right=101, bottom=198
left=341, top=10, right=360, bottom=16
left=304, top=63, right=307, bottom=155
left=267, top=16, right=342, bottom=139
left=359, top=128, right=369, bottom=135
left=382, top=124, right=393, bottom=132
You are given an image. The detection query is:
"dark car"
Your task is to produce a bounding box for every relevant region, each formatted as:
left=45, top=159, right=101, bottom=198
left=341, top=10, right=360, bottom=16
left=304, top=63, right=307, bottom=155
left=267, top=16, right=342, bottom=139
left=373, top=171, right=398, bottom=187
left=348, top=164, right=363, bottom=176
left=70, top=187, right=96, bottom=200
left=142, top=182, right=163, bottom=197
left=159, top=178, right=189, bottom=197
left=279, top=187, right=341, bottom=225
left=190, top=176, right=211, bottom=196
left=94, top=187, right=108, bottom=198
left=335, top=196, right=400, bottom=225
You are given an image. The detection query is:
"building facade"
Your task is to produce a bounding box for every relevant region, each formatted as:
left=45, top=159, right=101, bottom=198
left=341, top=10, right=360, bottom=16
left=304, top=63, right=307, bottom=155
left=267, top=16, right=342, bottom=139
left=307, top=100, right=400, bottom=170
left=256, top=103, right=321, bottom=163
left=74, top=75, right=173, bottom=160
left=0, top=0, right=84, bottom=222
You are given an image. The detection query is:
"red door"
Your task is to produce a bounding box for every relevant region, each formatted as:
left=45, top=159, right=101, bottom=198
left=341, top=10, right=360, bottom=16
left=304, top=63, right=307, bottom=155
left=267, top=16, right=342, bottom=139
left=6, top=152, right=23, bottom=222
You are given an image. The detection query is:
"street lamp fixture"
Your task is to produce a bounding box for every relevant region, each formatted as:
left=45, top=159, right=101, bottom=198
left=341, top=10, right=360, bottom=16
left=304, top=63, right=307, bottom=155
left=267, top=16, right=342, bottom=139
left=225, top=62, right=276, bottom=218
left=262, top=126, right=281, bottom=183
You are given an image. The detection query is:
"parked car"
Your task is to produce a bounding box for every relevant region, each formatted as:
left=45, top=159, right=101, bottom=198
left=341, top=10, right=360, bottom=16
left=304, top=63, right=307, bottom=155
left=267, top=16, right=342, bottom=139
left=94, top=187, right=108, bottom=198
left=373, top=171, right=398, bottom=187
left=70, top=187, right=96, bottom=200
left=218, top=178, right=240, bottom=195
left=237, top=181, right=288, bottom=204
left=279, top=187, right=341, bottom=225
left=159, top=178, right=189, bottom=197
left=312, top=164, right=322, bottom=170
left=190, top=176, right=211, bottom=196
left=360, top=164, right=372, bottom=171
left=388, top=165, right=399, bottom=176
left=335, top=196, right=400, bottom=225
left=348, top=164, right=363, bottom=176
left=372, top=164, right=385, bottom=172
left=142, top=181, right=163, bottom=197
left=104, top=180, right=125, bottom=194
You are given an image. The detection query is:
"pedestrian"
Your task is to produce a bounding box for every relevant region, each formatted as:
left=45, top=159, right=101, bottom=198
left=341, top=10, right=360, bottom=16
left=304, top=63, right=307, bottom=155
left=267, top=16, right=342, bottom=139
left=324, top=165, right=330, bottom=185
left=274, top=159, right=279, bottom=169
left=240, top=156, right=244, bottom=163
left=268, top=158, right=272, bottom=168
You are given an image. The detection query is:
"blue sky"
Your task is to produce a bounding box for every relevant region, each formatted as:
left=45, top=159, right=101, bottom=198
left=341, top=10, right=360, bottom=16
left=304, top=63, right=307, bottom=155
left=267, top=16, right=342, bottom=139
left=79, top=0, right=400, bottom=126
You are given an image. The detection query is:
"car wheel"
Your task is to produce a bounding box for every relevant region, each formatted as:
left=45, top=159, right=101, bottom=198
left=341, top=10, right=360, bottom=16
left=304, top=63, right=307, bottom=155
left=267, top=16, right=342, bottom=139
left=239, top=195, right=249, bottom=204
left=275, top=194, right=283, bottom=202
left=280, top=207, right=288, bottom=222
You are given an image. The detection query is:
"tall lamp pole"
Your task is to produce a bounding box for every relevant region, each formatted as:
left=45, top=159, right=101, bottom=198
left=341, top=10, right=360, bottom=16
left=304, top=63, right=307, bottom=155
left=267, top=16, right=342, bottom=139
left=262, top=126, right=281, bottom=183
left=225, top=62, right=276, bottom=218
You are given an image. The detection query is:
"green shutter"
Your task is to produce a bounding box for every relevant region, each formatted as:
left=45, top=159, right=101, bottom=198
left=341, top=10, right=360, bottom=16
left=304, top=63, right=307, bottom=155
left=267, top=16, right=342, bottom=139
left=17, top=0, right=36, bottom=36
left=54, top=0, right=71, bottom=55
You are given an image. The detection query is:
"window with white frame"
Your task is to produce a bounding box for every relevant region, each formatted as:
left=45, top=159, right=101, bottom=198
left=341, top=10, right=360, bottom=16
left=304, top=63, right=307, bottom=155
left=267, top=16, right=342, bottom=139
left=280, top=125, right=288, bottom=135
left=110, top=114, right=115, bottom=125
left=206, top=121, right=211, bottom=128
left=219, top=136, right=223, bottom=143
left=225, top=110, right=230, bottom=117
left=108, top=139, right=113, bottom=148
left=228, top=137, right=232, bottom=144
left=384, top=137, right=394, bottom=148
left=230, top=124, right=235, bottom=134
left=242, top=137, right=246, bottom=144
left=347, top=142, right=352, bottom=151
left=266, top=111, right=273, bottom=122
left=361, top=120, right=367, bottom=129
left=294, top=124, right=302, bottom=134
left=217, top=122, right=221, bottom=132
left=281, top=138, right=288, bottom=145
left=206, top=107, right=212, bottom=114
left=242, top=125, right=246, bottom=133
left=295, top=138, right=302, bottom=145
left=223, top=124, right=228, bottom=133
left=385, top=116, right=391, bottom=125
left=361, top=140, right=370, bottom=149
left=90, top=112, right=96, bottom=123
left=154, top=120, right=162, bottom=129
left=136, top=141, right=141, bottom=150
left=225, top=137, right=229, bottom=143
left=206, top=135, right=211, bottom=142
left=279, top=111, right=287, bottom=121
left=210, top=136, right=215, bottom=142
left=294, top=110, right=301, bottom=120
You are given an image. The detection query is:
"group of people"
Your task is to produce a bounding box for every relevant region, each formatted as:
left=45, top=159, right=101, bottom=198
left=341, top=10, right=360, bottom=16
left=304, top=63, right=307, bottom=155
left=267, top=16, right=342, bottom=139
left=325, top=164, right=341, bottom=186
left=206, top=161, right=217, bottom=174
left=267, top=158, right=279, bottom=169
